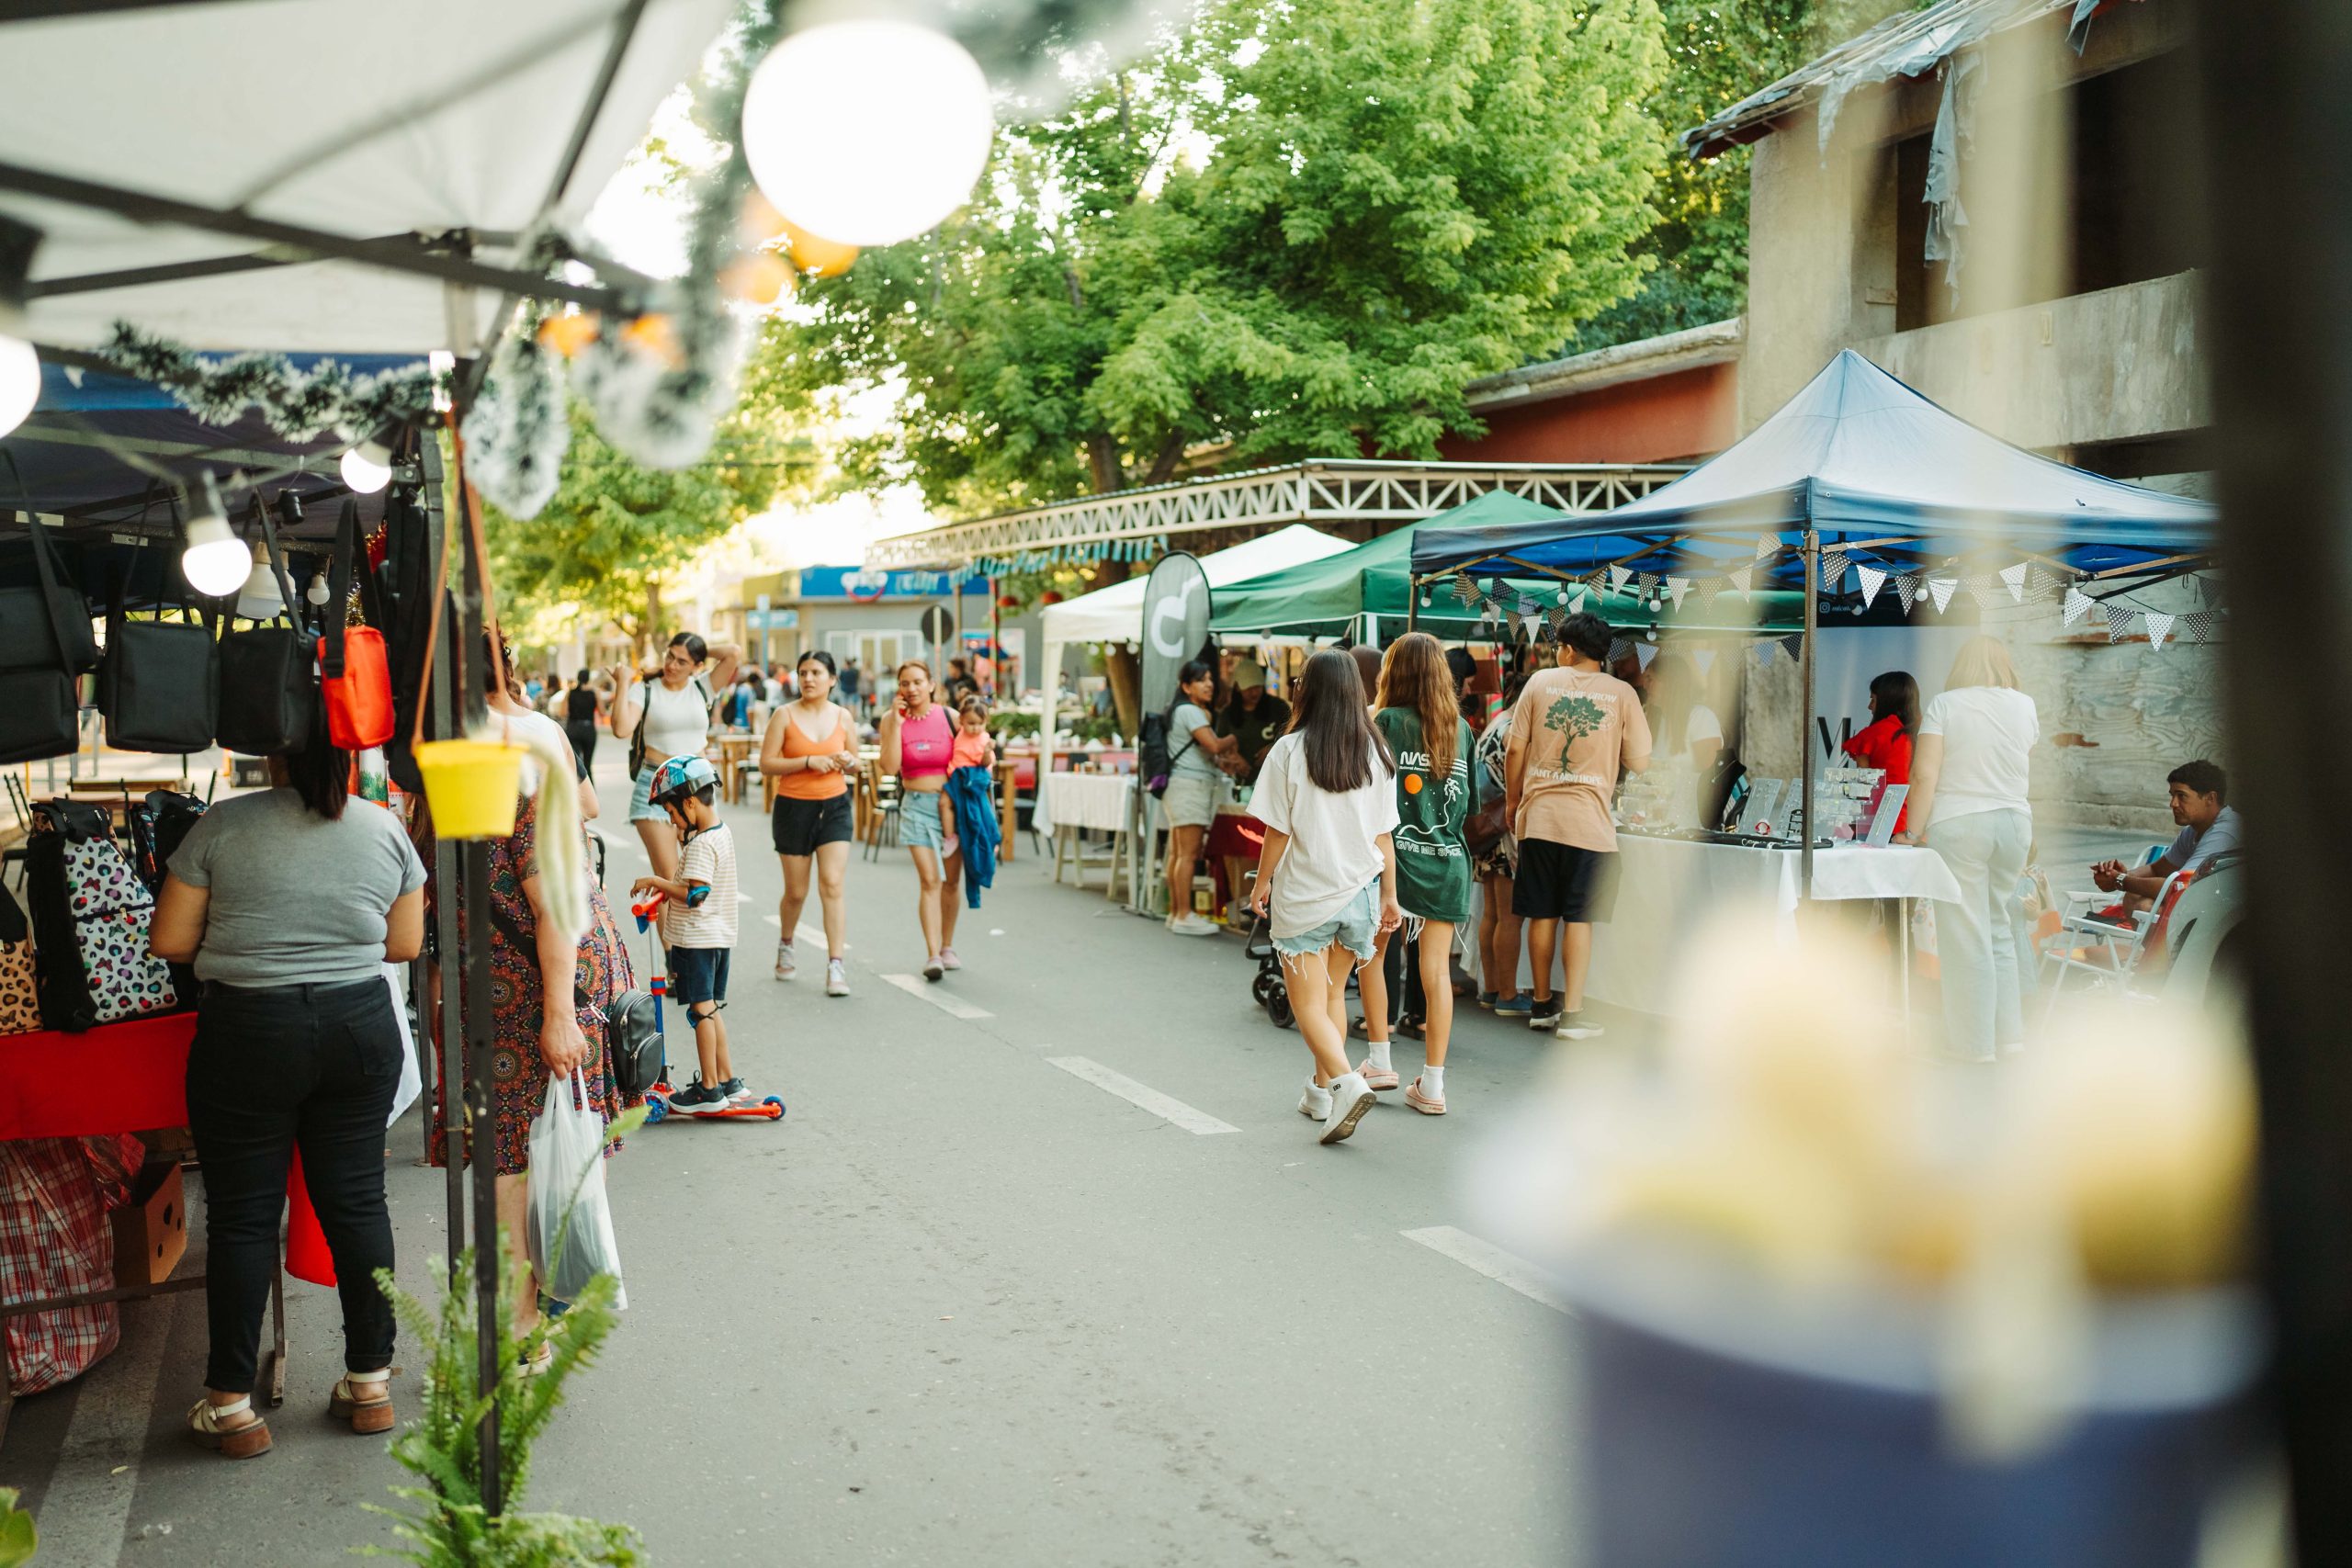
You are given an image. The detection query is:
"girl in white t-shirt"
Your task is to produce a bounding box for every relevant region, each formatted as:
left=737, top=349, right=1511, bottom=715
left=1903, top=636, right=2039, bottom=1061
left=1247, top=649, right=1402, bottom=1146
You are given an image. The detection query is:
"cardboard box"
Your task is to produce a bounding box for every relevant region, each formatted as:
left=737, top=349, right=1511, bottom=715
left=110, top=1161, right=188, bottom=1290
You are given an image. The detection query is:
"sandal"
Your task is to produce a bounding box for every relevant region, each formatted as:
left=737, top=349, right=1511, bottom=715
left=1396, top=1016, right=1427, bottom=1041
left=188, top=1394, right=272, bottom=1460
left=328, top=1369, right=396, bottom=1434
left=519, top=1338, right=556, bottom=1378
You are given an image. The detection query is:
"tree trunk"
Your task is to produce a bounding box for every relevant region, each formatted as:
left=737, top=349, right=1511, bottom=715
left=1087, top=434, right=1125, bottom=496
left=1141, top=427, right=1189, bottom=487
left=643, top=579, right=662, bottom=663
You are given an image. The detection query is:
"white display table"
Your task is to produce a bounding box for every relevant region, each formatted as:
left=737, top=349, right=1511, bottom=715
left=1041, top=772, right=1134, bottom=831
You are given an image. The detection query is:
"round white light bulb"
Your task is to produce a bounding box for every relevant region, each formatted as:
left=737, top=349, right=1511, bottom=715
left=340, top=445, right=392, bottom=494
left=236, top=538, right=283, bottom=619
left=0, top=335, right=40, bottom=439
left=741, top=20, right=995, bottom=247
left=306, top=570, right=332, bottom=607
left=181, top=535, right=249, bottom=597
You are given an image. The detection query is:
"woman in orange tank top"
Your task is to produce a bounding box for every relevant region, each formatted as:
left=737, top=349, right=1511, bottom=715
left=758, top=650, right=858, bottom=996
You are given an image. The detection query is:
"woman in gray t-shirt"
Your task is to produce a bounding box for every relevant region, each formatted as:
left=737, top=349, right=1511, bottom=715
left=151, top=728, right=425, bottom=1459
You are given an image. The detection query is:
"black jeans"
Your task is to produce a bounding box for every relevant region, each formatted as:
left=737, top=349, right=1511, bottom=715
left=187, top=977, right=401, bottom=1392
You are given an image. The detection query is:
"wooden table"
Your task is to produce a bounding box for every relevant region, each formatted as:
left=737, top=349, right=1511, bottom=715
left=711, top=733, right=760, bottom=805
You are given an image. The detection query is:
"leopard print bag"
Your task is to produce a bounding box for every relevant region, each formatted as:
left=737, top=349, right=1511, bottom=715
left=0, top=884, right=37, bottom=1035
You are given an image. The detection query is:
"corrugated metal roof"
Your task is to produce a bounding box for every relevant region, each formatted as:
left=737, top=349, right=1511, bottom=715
left=1682, top=0, right=2124, bottom=160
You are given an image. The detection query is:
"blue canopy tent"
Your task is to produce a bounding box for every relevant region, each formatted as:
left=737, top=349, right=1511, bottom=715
left=1407, top=351, right=2220, bottom=891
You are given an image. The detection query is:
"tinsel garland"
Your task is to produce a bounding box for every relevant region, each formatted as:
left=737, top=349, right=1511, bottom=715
left=463, top=303, right=571, bottom=519
left=93, top=322, right=439, bottom=443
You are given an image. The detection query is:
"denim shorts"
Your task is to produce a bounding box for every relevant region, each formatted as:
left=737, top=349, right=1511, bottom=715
left=628, top=764, right=663, bottom=823
left=668, top=945, right=730, bottom=1008
left=1272, top=880, right=1381, bottom=966
left=899, top=786, right=949, bottom=850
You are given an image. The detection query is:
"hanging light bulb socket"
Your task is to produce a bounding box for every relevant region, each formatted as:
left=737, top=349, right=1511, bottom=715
left=178, top=472, right=248, bottom=598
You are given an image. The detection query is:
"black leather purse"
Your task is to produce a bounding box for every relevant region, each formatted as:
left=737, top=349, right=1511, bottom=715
left=100, top=553, right=220, bottom=754
left=0, top=456, right=100, bottom=676
left=215, top=499, right=318, bottom=757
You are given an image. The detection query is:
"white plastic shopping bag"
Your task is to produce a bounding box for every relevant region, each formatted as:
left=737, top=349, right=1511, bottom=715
left=525, top=1071, right=627, bottom=1309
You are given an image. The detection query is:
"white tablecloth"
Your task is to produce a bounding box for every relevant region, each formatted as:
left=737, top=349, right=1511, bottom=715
left=1576, top=837, right=1958, bottom=1017
left=1042, top=772, right=1135, bottom=833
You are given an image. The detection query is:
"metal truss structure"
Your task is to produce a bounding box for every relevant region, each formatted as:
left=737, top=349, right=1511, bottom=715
left=865, top=458, right=1689, bottom=569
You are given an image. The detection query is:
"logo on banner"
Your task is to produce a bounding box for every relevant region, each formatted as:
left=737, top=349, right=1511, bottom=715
left=1139, top=552, right=1213, bottom=715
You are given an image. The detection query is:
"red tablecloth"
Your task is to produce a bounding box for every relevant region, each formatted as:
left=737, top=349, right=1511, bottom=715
left=0, top=1011, right=334, bottom=1285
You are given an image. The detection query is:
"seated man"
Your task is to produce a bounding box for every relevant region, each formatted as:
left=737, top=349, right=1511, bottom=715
left=2091, top=759, right=2240, bottom=916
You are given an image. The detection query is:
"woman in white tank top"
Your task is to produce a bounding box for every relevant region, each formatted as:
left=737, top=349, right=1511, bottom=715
left=609, top=631, right=741, bottom=884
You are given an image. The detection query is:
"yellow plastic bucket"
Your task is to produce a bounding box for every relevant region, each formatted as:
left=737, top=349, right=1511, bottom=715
left=413, top=739, right=526, bottom=839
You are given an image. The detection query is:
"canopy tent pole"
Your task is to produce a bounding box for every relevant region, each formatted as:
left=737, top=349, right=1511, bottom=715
left=1799, top=528, right=1819, bottom=899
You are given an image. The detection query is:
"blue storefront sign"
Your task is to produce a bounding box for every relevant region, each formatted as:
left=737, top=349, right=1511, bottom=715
left=799, top=567, right=989, bottom=601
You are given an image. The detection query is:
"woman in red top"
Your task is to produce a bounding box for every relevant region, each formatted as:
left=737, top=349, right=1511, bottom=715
left=1843, top=670, right=1919, bottom=834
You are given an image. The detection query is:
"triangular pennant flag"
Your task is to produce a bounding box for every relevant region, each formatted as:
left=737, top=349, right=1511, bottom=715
left=1545, top=605, right=1569, bottom=636
left=1607, top=637, right=1634, bottom=665
left=2197, top=574, right=2222, bottom=608
left=1583, top=569, right=1609, bottom=596
left=1857, top=565, right=1887, bottom=609
left=1692, top=648, right=1715, bottom=678
left=1928, top=575, right=1959, bottom=613
left=1607, top=565, right=1633, bottom=595
left=1755, top=534, right=1780, bottom=559
left=1515, top=593, right=1540, bottom=619
left=1666, top=576, right=1690, bottom=610
left=1636, top=572, right=1660, bottom=594
left=2104, top=604, right=2136, bottom=643
left=1453, top=570, right=1478, bottom=607
left=1634, top=641, right=1659, bottom=671
left=1505, top=609, right=1523, bottom=639
left=1894, top=572, right=1921, bottom=612
left=2063, top=586, right=2094, bottom=626
left=1569, top=588, right=1589, bottom=615
left=2143, top=611, right=2174, bottom=650
left=1999, top=562, right=2029, bottom=603
left=1965, top=575, right=2004, bottom=610
left=1781, top=634, right=1805, bottom=665
left=1727, top=565, right=1753, bottom=597
left=1689, top=577, right=1722, bottom=608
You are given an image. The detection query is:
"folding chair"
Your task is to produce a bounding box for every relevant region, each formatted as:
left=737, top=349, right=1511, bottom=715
left=2041, top=866, right=2199, bottom=1018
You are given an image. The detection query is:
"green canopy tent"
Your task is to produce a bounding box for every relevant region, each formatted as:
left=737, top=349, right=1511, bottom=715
left=1209, top=491, right=1804, bottom=641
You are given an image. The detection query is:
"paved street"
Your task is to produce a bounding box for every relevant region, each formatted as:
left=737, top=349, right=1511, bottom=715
left=3, top=773, right=1586, bottom=1566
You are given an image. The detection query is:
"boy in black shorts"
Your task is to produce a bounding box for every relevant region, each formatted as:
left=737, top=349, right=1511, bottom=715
left=630, top=756, right=744, bottom=1112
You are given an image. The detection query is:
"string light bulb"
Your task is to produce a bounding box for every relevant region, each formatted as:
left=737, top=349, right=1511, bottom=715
left=307, top=569, right=332, bottom=607
left=178, top=473, right=246, bottom=597
left=340, top=439, right=393, bottom=495
left=0, top=334, right=37, bottom=440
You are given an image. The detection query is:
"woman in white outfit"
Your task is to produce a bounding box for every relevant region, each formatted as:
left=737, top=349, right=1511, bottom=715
left=1901, top=637, right=2038, bottom=1062
left=608, top=631, right=741, bottom=884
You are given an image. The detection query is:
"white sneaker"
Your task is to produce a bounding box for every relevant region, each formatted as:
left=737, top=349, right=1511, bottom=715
left=1169, top=913, right=1218, bottom=938
left=940, top=947, right=962, bottom=971
left=1297, top=1082, right=1333, bottom=1121
left=774, top=940, right=796, bottom=981
left=1319, top=1072, right=1377, bottom=1145
left=825, top=958, right=850, bottom=998
left=1554, top=1011, right=1604, bottom=1041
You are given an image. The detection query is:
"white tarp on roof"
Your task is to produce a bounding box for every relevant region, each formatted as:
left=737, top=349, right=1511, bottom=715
left=0, top=0, right=738, bottom=352
left=1033, top=523, right=1351, bottom=833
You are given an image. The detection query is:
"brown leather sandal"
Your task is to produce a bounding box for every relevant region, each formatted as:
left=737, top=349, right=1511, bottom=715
left=188, top=1394, right=272, bottom=1459
left=328, top=1370, right=396, bottom=1435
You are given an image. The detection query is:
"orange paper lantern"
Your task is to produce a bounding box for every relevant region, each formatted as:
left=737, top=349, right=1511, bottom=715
left=619, top=312, right=685, bottom=369
left=536, top=311, right=602, bottom=358
left=739, top=189, right=789, bottom=247
left=782, top=220, right=860, bottom=278
left=720, top=250, right=798, bottom=306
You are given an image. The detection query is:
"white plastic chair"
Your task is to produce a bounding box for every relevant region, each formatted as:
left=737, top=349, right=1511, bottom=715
left=2041, top=866, right=2198, bottom=1018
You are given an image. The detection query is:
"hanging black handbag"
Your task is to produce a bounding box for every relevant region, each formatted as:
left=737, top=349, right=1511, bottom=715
left=0, top=668, right=79, bottom=765
left=0, top=457, right=100, bottom=675
left=99, top=560, right=220, bottom=754
left=215, top=500, right=318, bottom=756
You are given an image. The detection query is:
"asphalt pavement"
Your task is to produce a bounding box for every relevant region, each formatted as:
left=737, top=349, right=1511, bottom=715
left=2, top=773, right=1588, bottom=1567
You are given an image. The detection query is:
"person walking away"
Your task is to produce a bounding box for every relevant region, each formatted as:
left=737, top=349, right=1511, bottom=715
left=1246, top=649, right=1400, bottom=1146
left=944, top=696, right=1003, bottom=925
left=608, top=631, right=741, bottom=886
left=760, top=649, right=856, bottom=996
left=1475, top=672, right=1532, bottom=1018
left=563, top=667, right=604, bottom=776
left=1354, top=633, right=1478, bottom=1115
left=877, top=660, right=957, bottom=980
left=840, top=657, right=864, bottom=718
left=630, top=756, right=744, bottom=1110
left=1899, top=637, right=2037, bottom=1062
left=150, top=721, right=426, bottom=1456
left=1843, top=671, right=1919, bottom=836
left=1161, top=659, right=1238, bottom=936
left=1506, top=613, right=1651, bottom=1040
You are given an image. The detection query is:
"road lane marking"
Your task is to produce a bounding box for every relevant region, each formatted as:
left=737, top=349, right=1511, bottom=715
left=38, top=1289, right=176, bottom=1566
left=1400, top=1226, right=1571, bottom=1314
left=1045, top=1056, right=1239, bottom=1134
left=881, top=974, right=993, bottom=1020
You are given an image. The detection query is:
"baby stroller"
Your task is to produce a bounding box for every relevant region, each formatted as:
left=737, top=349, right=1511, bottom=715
left=1241, top=870, right=1295, bottom=1030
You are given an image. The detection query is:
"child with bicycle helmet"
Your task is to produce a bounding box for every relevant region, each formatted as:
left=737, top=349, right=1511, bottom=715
left=628, top=755, right=743, bottom=1112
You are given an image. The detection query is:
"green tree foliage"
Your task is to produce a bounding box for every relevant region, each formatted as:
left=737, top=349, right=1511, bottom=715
left=1580, top=0, right=1928, bottom=349
left=481, top=402, right=809, bottom=655
left=754, top=0, right=1670, bottom=514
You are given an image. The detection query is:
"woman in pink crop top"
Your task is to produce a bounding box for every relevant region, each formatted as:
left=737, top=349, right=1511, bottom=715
left=879, top=660, right=964, bottom=980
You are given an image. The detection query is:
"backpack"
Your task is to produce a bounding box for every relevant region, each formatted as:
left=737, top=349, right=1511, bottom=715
left=1138, top=703, right=1198, bottom=800
left=603, top=987, right=664, bottom=1099
left=628, top=673, right=713, bottom=779
left=128, top=789, right=208, bottom=892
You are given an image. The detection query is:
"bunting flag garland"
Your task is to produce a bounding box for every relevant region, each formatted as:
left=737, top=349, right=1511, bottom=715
left=1999, top=562, right=2029, bottom=603
left=1755, top=534, right=1781, bottom=559
left=1453, top=571, right=1478, bottom=607
left=1635, top=572, right=1660, bottom=596
left=2180, top=609, right=2224, bottom=641
left=1928, top=575, right=1959, bottom=613
left=1607, top=637, right=1634, bottom=665
left=1607, top=565, right=1633, bottom=594
left=1688, top=578, right=1723, bottom=612
left=1505, top=609, right=1523, bottom=639
left=1583, top=569, right=1609, bottom=597
left=1964, top=575, right=2004, bottom=610
left=1545, top=605, right=1569, bottom=637
left=1780, top=634, right=1805, bottom=665
left=1857, top=565, right=1887, bottom=609
left=2197, top=574, right=2222, bottom=609
left=2103, top=604, right=2136, bottom=642
left=1666, top=575, right=1690, bottom=610
left=1692, top=649, right=1715, bottom=678
left=1727, top=565, right=1753, bottom=597
left=2143, top=611, right=2175, bottom=650
left=1515, top=593, right=1541, bottom=620
left=1634, top=642, right=1659, bottom=671
left=1820, top=551, right=1851, bottom=590
left=2063, top=586, right=2095, bottom=626
left=1894, top=572, right=1922, bottom=612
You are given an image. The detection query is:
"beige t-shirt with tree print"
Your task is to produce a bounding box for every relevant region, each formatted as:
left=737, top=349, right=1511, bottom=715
left=1509, top=666, right=1653, bottom=852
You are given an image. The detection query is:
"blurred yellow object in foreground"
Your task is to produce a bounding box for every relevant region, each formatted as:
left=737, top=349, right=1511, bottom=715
left=783, top=220, right=860, bottom=278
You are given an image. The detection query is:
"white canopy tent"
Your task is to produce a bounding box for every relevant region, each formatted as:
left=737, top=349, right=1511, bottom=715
left=1033, top=523, right=1352, bottom=830
left=0, top=0, right=739, bottom=353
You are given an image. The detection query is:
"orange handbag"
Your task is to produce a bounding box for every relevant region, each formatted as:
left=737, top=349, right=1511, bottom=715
left=318, top=500, right=396, bottom=750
